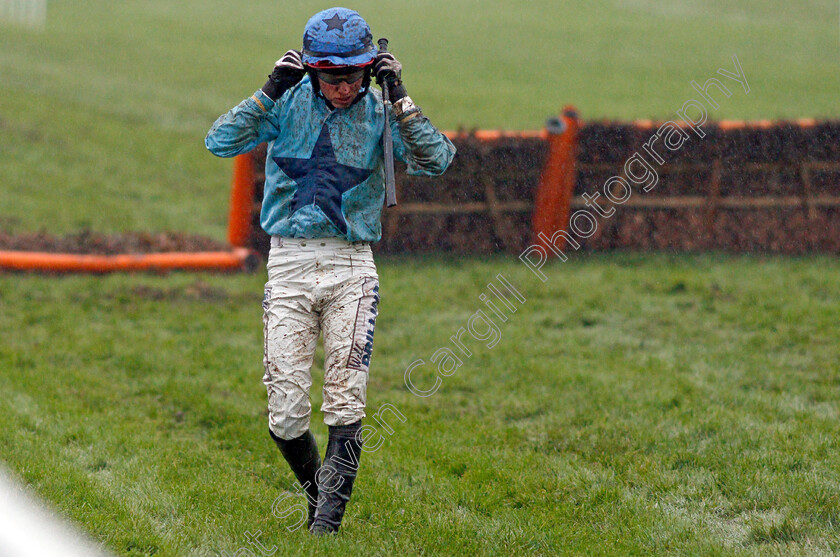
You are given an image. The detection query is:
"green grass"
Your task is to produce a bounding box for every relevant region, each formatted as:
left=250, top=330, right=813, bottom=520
left=1, top=254, right=839, bottom=556
left=2, top=2, right=839, bottom=555
left=1, top=0, right=838, bottom=235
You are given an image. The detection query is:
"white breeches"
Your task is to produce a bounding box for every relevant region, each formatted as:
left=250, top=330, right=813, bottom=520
left=263, top=237, right=379, bottom=440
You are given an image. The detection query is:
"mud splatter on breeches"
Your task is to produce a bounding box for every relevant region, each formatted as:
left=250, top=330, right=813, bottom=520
left=263, top=237, right=379, bottom=440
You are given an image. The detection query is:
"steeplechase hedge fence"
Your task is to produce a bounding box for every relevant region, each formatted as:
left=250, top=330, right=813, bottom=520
left=236, top=116, right=840, bottom=257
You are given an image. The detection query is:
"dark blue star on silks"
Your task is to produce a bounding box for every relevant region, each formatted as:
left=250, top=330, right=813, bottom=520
left=273, top=124, right=373, bottom=235
left=322, top=13, right=347, bottom=31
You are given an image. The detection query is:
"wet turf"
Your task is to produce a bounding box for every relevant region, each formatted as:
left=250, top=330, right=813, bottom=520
left=1, top=254, right=839, bottom=555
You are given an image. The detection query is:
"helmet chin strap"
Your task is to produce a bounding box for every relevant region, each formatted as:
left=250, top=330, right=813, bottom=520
left=307, top=67, right=372, bottom=109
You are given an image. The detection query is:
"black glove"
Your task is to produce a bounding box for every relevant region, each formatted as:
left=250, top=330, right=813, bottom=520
left=261, top=50, right=305, bottom=101
left=373, top=52, right=407, bottom=102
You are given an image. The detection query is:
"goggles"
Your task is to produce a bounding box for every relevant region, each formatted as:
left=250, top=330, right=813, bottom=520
left=314, top=67, right=366, bottom=85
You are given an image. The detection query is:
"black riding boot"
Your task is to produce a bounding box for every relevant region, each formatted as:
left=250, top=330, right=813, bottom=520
left=269, top=428, right=321, bottom=529
left=309, top=421, right=364, bottom=535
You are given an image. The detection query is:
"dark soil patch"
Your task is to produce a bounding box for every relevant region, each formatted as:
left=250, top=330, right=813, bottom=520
left=0, top=230, right=229, bottom=255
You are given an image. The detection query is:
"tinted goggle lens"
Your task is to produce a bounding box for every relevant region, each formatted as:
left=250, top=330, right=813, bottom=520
left=316, top=69, right=365, bottom=85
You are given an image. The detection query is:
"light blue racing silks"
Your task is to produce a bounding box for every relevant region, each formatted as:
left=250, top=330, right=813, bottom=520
left=205, top=76, right=456, bottom=242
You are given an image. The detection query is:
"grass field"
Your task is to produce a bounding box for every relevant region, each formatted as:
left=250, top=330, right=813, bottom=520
left=2, top=1, right=840, bottom=556
left=1, top=0, right=839, bottom=237
left=2, top=255, right=839, bottom=556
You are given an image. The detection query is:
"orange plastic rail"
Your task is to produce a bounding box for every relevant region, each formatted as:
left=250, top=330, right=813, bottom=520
left=227, top=154, right=256, bottom=247
left=531, top=106, right=581, bottom=252
left=0, top=248, right=256, bottom=273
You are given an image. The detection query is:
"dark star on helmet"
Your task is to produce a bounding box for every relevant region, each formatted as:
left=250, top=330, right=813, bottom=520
left=322, top=13, right=347, bottom=31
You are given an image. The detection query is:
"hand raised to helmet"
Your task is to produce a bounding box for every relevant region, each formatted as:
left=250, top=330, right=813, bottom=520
left=261, top=50, right=305, bottom=101
left=373, top=52, right=408, bottom=102
left=373, top=52, right=401, bottom=86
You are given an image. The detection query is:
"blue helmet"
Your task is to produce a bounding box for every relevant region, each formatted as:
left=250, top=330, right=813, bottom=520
left=301, top=7, right=376, bottom=67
